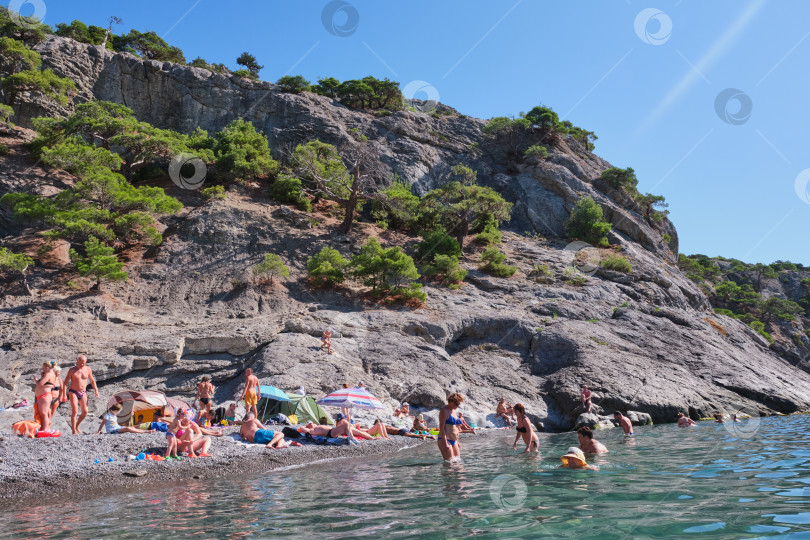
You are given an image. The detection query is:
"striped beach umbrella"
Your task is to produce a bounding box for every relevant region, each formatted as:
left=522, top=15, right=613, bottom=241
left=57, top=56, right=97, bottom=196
left=316, top=386, right=386, bottom=410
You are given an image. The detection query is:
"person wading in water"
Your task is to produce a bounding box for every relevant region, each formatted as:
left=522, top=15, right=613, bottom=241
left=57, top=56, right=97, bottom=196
left=438, top=393, right=465, bottom=461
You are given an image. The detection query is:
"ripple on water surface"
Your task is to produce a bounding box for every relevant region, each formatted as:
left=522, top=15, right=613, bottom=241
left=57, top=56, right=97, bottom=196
left=1, top=415, right=810, bottom=538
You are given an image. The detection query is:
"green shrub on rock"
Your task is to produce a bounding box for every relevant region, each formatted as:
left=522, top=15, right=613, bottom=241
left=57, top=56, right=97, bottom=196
left=113, top=29, right=186, bottom=63
left=369, top=178, right=421, bottom=232
left=474, top=220, right=502, bottom=247
left=350, top=237, right=425, bottom=302
left=601, top=167, right=638, bottom=192
left=213, top=118, right=278, bottom=182
left=0, top=36, right=41, bottom=73
left=200, top=185, right=226, bottom=201
left=40, top=141, right=123, bottom=177
left=420, top=166, right=512, bottom=249
left=307, top=247, right=349, bottom=287
left=276, top=75, right=310, bottom=94
left=564, top=196, right=611, bottom=247
left=0, top=103, right=13, bottom=123
left=268, top=175, right=311, bottom=211
left=423, top=254, right=467, bottom=289
left=69, top=236, right=128, bottom=290
left=524, top=145, right=548, bottom=160
left=415, top=229, right=461, bottom=262
left=600, top=254, right=633, bottom=273
left=1, top=68, right=76, bottom=107
left=479, top=248, right=517, bottom=278
left=749, top=320, right=774, bottom=344
left=253, top=253, right=289, bottom=284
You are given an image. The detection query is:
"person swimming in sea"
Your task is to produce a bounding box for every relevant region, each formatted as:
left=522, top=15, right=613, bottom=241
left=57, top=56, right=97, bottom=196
left=560, top=447, right=599, bottom=470
left=438, top=393, right=465, bottom=461
left=577, top=426, right=608, bottom=454
left=613, top=411, right=634, bottom=435
left=512, top=403, right=539, bottom=453
left=677, top=412, right=697, bottom=427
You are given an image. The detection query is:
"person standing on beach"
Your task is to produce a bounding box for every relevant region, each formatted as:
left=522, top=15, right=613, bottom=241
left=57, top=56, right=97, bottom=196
left=512, top=403, right=539, bottom=453
left=49, top=364, right=64, bottom=419
left=580, top=385, right=592, bottom=413
left=613, top=412, right=634, bottom=435
left=240, top=368, right=260, bottom=418
left=340, top=383, right=351, bottom=418
left=577, top=426, right=608, bottom=454
left=33, top=363, right=57, bottom=431
left=196, top=376, right=215, bottom=415
left=438, top=393, right=465, bottom=461
left=64, top=355, right=99, bottom=435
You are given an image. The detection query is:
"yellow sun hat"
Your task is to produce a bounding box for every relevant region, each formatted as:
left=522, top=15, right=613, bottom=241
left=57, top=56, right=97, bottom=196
left=561, top=447, right=587, bottom=467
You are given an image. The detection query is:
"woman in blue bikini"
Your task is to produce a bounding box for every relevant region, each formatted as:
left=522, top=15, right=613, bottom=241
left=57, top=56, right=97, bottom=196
left=437, top=393, right=465, bottom=461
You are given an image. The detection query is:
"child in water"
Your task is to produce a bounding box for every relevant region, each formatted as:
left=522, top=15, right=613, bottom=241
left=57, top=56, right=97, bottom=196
left=560, top=447, right=599, bottom=470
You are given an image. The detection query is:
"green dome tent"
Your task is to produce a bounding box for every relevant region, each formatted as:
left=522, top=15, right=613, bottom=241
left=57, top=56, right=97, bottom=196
left=258, top=391, right=334, bottom=425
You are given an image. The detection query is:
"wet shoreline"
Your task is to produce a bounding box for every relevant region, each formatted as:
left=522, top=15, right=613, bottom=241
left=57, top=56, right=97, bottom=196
left=0, top=427, right=497, bottom=505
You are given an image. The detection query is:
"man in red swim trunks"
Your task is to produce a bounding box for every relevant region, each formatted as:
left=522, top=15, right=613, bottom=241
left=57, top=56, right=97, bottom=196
left=64, top=355, right=99, bottom=435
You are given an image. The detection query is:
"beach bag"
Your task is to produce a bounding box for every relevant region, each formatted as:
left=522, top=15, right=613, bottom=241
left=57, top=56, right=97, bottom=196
left=281, top=426, right=301, bottom=439
left=12, top=420, right=40, bottom=438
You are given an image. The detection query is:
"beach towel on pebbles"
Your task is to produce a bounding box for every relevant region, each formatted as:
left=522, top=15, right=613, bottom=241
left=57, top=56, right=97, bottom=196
left=304, top=433, right=347, bottom=446
left=225, top=434, right=264, bottom=449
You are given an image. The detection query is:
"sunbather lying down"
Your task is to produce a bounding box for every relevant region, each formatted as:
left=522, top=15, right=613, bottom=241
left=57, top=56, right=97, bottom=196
left=363, top=419, right=436, bottom=440
left=240, top=413, right=298, bottom=448
left=300, top=414, right=374, bottom=441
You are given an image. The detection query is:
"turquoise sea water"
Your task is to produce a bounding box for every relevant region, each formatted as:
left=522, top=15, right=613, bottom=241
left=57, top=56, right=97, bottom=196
left=2, top=415, right=810, bottom=538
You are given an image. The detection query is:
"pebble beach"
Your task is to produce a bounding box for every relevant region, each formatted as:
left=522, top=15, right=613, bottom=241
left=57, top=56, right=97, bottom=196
left=0, top=425, right=428, bottom=503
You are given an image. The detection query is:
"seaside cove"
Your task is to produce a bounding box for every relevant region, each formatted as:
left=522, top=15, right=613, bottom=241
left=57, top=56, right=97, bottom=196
left=1, top=3, right=810, bottom=538
left=2, top=416, right=810, bottom=538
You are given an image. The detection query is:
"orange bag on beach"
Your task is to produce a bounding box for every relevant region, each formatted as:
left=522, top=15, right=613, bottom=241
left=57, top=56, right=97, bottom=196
left=12, top=420, right=40, bottom=438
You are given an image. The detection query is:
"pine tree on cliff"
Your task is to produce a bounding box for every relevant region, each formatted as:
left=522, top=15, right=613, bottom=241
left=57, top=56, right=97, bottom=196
left=236, top=52, right=263, bottom=78
left=420, top=165, right=512, bottom=250
left=100, top=16, right=122, bottom=50
left=69, top=236, right=128, bottom=291
left=292, top=139, right=385, bottom=235
left=0, top=248, right=34, bottom=296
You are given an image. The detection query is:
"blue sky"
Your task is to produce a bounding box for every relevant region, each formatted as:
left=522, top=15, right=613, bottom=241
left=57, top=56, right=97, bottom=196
left=9, top=0, right=810, bottom=265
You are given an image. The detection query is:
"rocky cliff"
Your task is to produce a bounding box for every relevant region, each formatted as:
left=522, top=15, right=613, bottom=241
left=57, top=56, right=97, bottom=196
left=1, top=36, right=809, bottom=431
